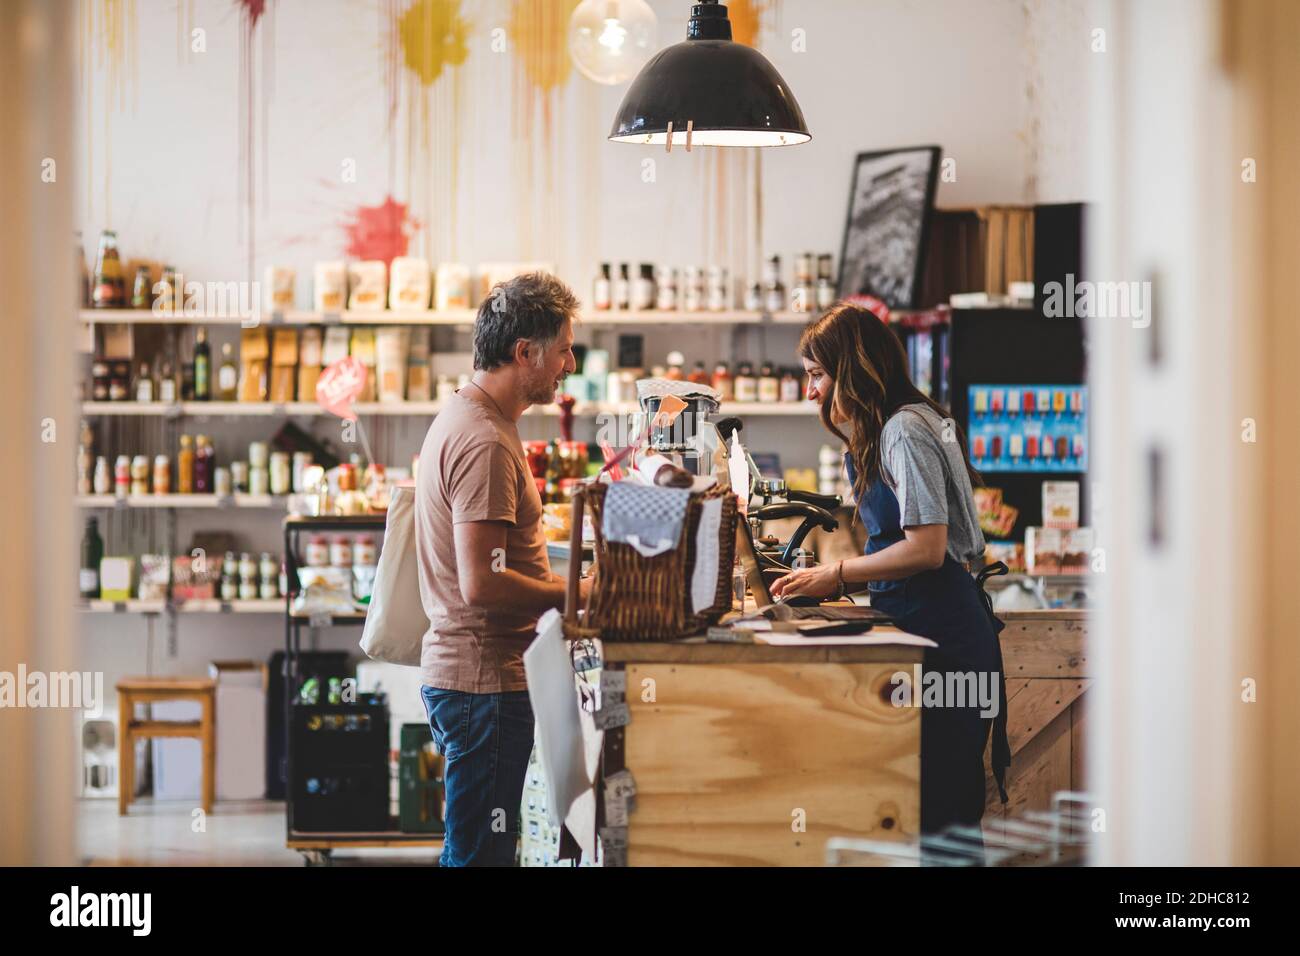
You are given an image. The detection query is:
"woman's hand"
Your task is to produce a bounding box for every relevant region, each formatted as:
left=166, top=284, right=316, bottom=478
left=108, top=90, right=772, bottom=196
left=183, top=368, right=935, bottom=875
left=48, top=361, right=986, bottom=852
left=770, top=561, right=840, bottom=601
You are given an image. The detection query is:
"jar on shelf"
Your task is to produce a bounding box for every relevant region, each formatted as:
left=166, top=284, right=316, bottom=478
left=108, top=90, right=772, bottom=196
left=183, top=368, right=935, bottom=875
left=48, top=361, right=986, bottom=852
left=305, top=535, right=329, bottom=568
left=269, top=452, right=291, bottom=495
left=354, top=534, right=377, bottom=567
left=259, top=552, right=277, bottom=582
left=248, top=441, right=269, bottom=470
left=239, top=578, right=257, bottom=601
left=130, top=455, right=150, bottom=496
left=238, top=552, right=256, bottom=581
left=330, top=535, right=352, bottom=568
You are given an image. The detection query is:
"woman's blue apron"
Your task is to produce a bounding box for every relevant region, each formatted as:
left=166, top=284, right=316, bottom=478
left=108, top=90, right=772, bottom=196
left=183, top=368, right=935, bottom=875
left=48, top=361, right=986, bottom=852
left=847, top=455, right=1011, bottom=837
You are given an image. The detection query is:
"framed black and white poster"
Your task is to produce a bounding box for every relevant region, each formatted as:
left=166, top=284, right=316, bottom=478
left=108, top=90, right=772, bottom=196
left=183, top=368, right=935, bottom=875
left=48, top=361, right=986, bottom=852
left=836, top=145, right=941, bottom=310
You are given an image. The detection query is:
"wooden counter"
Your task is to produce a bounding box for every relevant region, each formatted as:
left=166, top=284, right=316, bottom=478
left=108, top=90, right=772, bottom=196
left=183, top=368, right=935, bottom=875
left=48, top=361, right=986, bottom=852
left=598, top=630, right=928, bottom=866
left=982, top=610, right=1091, bottom=823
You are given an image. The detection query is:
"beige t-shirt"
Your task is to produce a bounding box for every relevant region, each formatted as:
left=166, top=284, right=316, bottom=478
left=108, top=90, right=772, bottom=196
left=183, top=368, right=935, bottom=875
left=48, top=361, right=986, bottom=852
left=415, top=388, right=550, bottom=692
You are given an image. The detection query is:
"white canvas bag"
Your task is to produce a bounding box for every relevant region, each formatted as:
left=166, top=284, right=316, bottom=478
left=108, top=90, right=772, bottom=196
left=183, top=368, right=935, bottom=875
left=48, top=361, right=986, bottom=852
left=359, top=485, right=429, bottom=666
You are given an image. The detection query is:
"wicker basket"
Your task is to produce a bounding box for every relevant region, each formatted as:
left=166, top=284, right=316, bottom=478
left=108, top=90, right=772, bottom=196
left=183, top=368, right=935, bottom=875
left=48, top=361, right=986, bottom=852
left=562, top=481, right=738, bottom=642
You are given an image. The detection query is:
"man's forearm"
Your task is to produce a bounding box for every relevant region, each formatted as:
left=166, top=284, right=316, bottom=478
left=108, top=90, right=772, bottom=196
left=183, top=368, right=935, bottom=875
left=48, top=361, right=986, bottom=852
left=469, top=567, right=568, bottom=615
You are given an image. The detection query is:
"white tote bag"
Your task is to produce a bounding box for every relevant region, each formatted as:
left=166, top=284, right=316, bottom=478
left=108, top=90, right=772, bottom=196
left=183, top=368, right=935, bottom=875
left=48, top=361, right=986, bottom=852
left=359, top=485, right=429, bottom=666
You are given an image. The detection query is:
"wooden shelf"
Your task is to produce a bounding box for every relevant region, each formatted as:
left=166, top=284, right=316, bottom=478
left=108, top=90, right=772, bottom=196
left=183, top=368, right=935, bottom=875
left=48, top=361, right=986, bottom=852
left=77, top=494, right=291, bottom=509
left=80, top=399, right=817, bottom=418
left=79, top=307, right=812, bottom=327
left=80, top=598, right=283, bottom=614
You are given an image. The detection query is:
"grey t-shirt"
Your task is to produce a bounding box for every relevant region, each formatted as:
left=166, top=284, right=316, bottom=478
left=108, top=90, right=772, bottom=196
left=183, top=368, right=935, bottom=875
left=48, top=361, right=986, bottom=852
left=880, top=403, right=986, bottom=564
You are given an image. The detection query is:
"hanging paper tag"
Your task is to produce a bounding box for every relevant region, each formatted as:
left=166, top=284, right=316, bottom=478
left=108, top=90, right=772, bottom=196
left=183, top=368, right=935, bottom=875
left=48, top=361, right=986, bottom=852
left=315, top=356, right=367, bottom=421
left=652, top=393, right=688, bottom=429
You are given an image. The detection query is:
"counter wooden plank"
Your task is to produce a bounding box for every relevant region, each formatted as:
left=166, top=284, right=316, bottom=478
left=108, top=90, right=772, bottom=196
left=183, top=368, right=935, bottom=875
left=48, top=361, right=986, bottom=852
left=621, top=660, right=920, bottom=866
left=600, top=628, right=930, bottom=665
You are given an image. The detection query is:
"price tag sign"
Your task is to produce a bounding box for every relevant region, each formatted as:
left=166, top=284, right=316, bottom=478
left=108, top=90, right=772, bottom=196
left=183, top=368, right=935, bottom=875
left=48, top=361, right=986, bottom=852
left=308, top=611, right=331, bottom=628
left=599, top=669, right=626, bottom=705
left=593, top=701, right=630, bottom=730
left=604, top=769, right=637, bottom=802
left=315, top=356, right=367, bottom=421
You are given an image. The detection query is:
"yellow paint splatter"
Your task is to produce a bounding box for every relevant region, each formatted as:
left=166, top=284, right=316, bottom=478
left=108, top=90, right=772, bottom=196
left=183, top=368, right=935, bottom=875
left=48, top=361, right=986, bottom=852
left=729, top=0, right=766, bottom=49
left=399, top=0, right=469, bottom=87
left=508, top=0, right=577, bottom=92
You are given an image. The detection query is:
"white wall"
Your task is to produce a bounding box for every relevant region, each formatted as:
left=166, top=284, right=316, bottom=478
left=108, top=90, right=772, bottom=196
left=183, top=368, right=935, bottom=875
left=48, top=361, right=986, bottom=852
left=78, top=0, right=1090, bottom=725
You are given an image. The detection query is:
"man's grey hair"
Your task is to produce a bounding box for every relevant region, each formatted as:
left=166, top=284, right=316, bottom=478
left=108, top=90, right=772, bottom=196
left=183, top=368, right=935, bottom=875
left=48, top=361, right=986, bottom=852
left=473, top=272, right=579, bottom=371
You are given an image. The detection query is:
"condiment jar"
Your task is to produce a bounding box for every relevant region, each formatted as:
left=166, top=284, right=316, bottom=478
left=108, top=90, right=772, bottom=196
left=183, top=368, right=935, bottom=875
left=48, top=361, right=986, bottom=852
left=353, top=534, right=377, bottom=567
left=153, top=455, right=171, bottom=495
left=330, top=535, right=353, bottom=568
left=305, top=535, right=329, bottom=568
left=238, top=552, right=256, bottom=581
left=259, top=552, right=278, bottom=582
left=269, top=452, right=291, bottom=495
left=239, top=578, right=258, bottom=600
left=248, top=467, right=269, bottom=496
left=247, top=441, right=269, bottom=469
left=130, top=455, right=150, bottom=496
left=93, top=456, right=111, bottom=495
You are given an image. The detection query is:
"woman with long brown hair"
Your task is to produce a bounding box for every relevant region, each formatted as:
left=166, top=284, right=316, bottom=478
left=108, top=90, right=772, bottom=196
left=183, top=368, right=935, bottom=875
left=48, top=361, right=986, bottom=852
left=772, top=303, right=1010, bottom=843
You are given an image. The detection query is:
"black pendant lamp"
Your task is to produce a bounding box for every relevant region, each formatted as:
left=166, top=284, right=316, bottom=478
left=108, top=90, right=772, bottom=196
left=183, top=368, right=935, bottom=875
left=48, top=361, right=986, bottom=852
left=608, top=0, right=810, bottom=148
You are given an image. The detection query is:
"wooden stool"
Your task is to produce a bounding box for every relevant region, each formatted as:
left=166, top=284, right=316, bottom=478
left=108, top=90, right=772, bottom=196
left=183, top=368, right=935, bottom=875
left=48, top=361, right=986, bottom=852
left=116, top=677, right=216, bottom=816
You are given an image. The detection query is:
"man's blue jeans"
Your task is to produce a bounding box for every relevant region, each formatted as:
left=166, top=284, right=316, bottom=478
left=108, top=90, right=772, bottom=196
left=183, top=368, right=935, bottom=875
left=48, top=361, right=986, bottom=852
left=419, top=685, right=535, bottom=867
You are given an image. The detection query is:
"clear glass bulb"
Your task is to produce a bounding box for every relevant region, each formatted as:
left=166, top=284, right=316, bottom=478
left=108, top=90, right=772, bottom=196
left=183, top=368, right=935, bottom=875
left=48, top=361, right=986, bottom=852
left=568, top=0, right=658, bottom=85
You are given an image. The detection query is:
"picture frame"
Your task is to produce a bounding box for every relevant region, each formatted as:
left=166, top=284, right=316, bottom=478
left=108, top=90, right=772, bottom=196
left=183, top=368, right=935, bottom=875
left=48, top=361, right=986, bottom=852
left=836, top=145, right=942, bottom=310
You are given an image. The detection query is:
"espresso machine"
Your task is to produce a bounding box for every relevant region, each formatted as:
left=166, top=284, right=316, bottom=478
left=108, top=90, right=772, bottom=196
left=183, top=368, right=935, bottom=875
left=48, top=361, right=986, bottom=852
left=714, top=416, right=842, bottom=574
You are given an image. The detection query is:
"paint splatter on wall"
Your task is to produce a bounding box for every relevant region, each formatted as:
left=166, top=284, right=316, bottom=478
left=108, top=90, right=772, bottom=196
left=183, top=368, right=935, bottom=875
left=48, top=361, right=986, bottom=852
left=383, top=0, right=470, bottom=264
left=80, top=0, right=140, bottom=225
left=341, top=196, right=419, bottom=264
left=508, top=0, right=577, bottom=94
left=398, top=0, right=469, bottom=85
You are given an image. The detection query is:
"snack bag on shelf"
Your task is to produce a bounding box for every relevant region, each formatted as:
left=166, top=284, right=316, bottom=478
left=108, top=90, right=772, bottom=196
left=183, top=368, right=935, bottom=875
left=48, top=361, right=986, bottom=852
left=347, top=261, right=387, bottom=312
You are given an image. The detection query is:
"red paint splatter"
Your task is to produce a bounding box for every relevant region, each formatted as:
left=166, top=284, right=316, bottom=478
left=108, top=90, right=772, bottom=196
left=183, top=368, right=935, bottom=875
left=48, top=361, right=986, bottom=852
left=340, top=196, right=419, bottom=264
left=236, top=0, right=267, bottom=28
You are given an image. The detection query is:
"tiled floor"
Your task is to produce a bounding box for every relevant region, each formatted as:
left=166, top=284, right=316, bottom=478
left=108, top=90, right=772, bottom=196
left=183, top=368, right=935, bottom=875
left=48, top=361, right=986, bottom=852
left=78, top=799, right=441, bottom=867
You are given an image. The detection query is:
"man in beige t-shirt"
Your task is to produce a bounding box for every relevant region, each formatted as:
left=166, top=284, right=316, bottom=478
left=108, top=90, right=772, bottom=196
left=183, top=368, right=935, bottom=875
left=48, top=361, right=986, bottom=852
left=415, top=272, right=587, bottom=866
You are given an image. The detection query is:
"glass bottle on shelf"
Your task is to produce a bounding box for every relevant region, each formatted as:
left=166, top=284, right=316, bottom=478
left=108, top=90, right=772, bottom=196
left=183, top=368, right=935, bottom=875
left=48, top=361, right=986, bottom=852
left=217, top=342, right=238, bottom=401
left=158, top=265, right=179, bottom=313
left=193, top=435, right=214, bottom=493
left=614, top=263, right=631, bottom=310
left=158, top=360, right=177, bottom=404
left=91, top=230, right=125, bottom=308
left=815, top=254, right=836, bottom=311
left=762, top=255, right=785, bottom=314
left=757, top=362, right=780, bottom=403
left=76, top=420, right=95, bottom=495
left=592, top=263, right=612, bottom=311
left=77, top=232, right=89, bottom=307
left=193, top=327, right=211, bottom=401
left=711, top=361, right=733, bottom=401
left=80, top=518, right=104, bottom=600
left=177, top=434, right=195, bottom=493
left=130, top=265, right=152, bottom=309
left=135, top=362, right=154, bottom=403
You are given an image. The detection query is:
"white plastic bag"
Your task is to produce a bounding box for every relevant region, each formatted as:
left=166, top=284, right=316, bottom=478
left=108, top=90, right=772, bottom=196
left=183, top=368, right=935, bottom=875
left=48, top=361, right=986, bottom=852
left=359, top=485, right=428, bottom=666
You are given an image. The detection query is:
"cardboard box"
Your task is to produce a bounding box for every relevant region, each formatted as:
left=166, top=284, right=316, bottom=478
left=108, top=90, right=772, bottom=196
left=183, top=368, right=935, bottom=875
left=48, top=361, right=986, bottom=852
left=1061, top=527, right=1094, bottom=573
left=99, top=557, right=133, bottom=601
left=269, top=328, right=299, bottom=402
left=239, top=328, right=270, bottom=402
left=1042, top=481, right=1080, bottom=530
left=1024, top=527, right=1063, bottom=575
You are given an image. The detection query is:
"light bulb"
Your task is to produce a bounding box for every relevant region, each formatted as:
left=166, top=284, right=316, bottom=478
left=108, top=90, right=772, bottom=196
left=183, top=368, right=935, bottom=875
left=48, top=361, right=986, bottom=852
left=569, top=0, right=657, bottom=86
